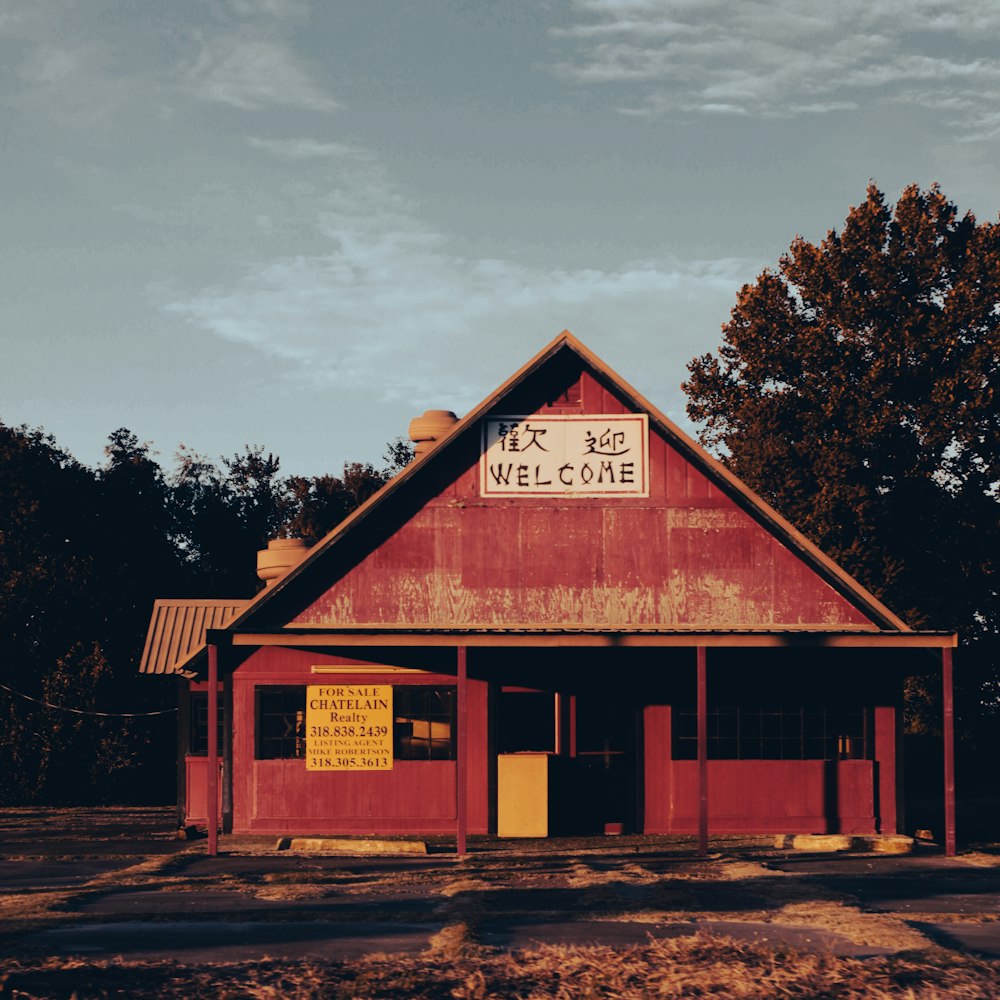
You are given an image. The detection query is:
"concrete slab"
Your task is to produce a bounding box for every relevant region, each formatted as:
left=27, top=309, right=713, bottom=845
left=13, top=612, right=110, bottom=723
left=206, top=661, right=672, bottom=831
left=76, top=888, right=437, bottom=920
left=282, top=837, right=427, bottom=855
left=919, top=922, right=1000, bottom=960
left=0, top=858, right=126, bottom=892
left=766, top=856, right=971, bottom=876
left=34, top=920, right=440, bottom=963
left=177, top=854, right=447, bottom=878
left=766, top=856, right=1000, bottom=916
left=850, top=883, right=1000, bottom=915
left=479, top=919, right=893, bottom=958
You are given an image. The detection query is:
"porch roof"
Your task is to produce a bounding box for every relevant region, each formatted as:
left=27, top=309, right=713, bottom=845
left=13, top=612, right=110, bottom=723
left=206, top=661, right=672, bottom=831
left=139, top=599, right=248, bottom=676
left=214, top=625, right=956, bottom=652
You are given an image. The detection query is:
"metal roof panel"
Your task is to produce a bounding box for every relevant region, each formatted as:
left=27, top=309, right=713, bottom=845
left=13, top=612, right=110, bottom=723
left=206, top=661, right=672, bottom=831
left=138, top=600, right=247, bottom=675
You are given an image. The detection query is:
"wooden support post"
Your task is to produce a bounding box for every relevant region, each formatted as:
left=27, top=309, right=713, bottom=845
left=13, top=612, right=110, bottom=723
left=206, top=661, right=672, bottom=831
left=943, top=647, right=956, bottom=857
left=697, top=646, right=708, bottom=855
left=207, top=642, right=219, bottom=857
left=176, top=678, right=189, bottom=830
left=457, top=645, right=468, bottom=856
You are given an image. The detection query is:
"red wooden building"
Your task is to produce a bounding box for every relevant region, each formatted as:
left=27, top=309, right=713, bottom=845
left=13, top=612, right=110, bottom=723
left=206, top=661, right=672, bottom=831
left=140, top=332, right=958, bottom=853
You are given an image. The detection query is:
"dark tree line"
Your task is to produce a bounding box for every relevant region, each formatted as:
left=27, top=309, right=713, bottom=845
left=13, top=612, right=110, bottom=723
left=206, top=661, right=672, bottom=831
left=0, top=424, right=411, bottom=804
left=684, top=183, right=1000, bottom=769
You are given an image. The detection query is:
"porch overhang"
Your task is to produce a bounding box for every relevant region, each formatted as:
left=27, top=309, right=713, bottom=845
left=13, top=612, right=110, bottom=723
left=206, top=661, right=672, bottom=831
left=217, top=626, right=956, bottom=651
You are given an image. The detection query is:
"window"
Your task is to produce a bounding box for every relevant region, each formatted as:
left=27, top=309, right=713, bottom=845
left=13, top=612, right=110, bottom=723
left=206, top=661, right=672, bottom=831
left=188, top=692, right=223, bottom=756
left=672, top=707, right=868, bottom=761
left=254, top=684, right=458, bottom=761
left=255, top=687, right=305, bottom=760
left=394, top=686, right=456, bottom=760
left=498, top=690, right=556, bottom=753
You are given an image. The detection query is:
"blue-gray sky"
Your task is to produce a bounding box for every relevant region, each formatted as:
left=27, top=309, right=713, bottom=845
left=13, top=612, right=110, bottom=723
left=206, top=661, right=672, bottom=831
left=3, top=0, right=999, bottom=476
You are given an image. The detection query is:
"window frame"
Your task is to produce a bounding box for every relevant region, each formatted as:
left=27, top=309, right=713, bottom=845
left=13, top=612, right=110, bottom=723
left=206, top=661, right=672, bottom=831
left=393, top=685, right=457, bottom=761
left=672, top=705, right=870, bottom=761
left=255, top=686, right=306, bottom=760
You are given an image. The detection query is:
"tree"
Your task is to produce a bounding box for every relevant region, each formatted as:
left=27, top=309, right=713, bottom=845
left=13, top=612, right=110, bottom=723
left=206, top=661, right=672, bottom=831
left=0, top=425, right=176, bottom=803
left=0, top=419, right=414, bottom=804
left=169, top=445, right=290, bottom=596
left=683, top=183, right=1000, bottom=745
left=283, top=440, right=413, bottom=545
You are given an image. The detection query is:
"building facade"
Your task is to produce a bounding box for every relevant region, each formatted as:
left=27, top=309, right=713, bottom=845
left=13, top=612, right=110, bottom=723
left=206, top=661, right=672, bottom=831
left=140, top=333, right=957, bottom=852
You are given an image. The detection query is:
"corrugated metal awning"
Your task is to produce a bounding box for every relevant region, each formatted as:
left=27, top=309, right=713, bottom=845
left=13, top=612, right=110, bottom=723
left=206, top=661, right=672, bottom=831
left=139, top=599, right=247, bottom=675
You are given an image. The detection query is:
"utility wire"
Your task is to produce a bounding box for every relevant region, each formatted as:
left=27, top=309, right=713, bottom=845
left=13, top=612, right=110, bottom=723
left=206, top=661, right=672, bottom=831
left=0, top=681, right=177, bottom=717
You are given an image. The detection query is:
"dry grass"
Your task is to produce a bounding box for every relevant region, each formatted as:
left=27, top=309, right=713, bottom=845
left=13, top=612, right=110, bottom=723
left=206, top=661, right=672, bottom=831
left=252, top=883, right=330, bottom=902
left=716, top=858, right=788, bottom=881
left=957, top=852, right=1000, bottom=869
left=2, top=933, right=999, bottom=999
left=771, top=899, right=930, bottom=951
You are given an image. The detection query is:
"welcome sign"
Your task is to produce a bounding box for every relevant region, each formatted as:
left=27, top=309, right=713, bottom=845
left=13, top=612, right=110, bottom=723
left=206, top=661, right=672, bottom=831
left=480, top=414, right=649, bottom=497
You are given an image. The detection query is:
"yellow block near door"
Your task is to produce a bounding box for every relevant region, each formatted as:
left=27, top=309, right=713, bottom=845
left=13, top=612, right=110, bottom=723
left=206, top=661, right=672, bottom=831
left=497, top=753, right=549, bottom=837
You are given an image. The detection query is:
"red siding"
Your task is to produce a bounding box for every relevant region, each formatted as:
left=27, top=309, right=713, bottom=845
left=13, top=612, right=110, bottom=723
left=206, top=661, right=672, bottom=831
left=184, top=756, right=222, bottom=826
left=662, top=760, right=876, bottom=835
left=230, top=647, right=489, bottom=836
left=293, top=374, right=872, bottom=630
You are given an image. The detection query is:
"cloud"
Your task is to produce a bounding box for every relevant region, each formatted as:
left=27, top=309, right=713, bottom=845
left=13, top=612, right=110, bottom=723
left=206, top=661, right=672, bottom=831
left=551, top=0, right=1000, bottom=138
left=0, top=3, right=141, bottom=124
left=167, top=147, right=757, bottom=414
left=183, top=35, right=340, bottom=112
left=0, top=1, right=339, bottom=122
left=247, top=136, right=373, bottom=160
left=228, top=0, right=309, bottom=18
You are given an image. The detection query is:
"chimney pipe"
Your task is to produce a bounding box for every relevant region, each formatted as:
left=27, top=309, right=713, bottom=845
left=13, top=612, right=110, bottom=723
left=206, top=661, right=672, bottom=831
left=256, top=537, right=308, bottom=588
left=408, top=409, right=459, bottom=458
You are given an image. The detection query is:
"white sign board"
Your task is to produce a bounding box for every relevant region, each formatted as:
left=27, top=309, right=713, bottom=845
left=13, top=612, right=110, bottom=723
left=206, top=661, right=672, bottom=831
left=480, top=415, right=649, bottom=497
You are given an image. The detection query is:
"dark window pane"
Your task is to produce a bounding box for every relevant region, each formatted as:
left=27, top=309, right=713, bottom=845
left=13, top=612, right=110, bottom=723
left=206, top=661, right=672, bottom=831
left=577, top=697, right=631, bottom=754
left=188, top=692, right=223, bottom=756
left=256, top=687, right=306, bottom=760
left=673, top=711, right=697, bottom=741
left=783, top=712, right=803, bottom=741
left=740, top=711, right=762, bottom=742
left=761, top=713, right=783, bottom=738
left=499, top=691, right=555, bottom=753
left=395, top=686, right=456, bottom=760
left=672, top=705, right=868, bottom=761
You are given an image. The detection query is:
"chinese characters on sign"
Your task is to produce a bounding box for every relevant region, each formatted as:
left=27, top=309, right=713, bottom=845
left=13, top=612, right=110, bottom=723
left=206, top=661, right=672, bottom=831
left=480, top=415, right=649, bottom=496
left=305, top=685, right=393, bottom=771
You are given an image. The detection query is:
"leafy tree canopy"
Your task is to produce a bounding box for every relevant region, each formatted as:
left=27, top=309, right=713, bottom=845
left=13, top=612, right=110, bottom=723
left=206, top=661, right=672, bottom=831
left=684, top=183, right=1000, bottom=738
left=0, top=421, right=412, bottom=804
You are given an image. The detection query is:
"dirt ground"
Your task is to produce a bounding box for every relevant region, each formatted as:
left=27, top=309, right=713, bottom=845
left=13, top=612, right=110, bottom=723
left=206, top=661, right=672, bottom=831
left=2, top=807, right=1000, bottom=998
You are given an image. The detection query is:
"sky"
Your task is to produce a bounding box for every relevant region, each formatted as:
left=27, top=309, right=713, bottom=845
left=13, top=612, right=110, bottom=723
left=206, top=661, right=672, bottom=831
left=3, top=0, right=999, bottom=478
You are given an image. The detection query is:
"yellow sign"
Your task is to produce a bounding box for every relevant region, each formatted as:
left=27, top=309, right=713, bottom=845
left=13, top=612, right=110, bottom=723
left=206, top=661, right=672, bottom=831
left=305, top=685, right=393, bottom=771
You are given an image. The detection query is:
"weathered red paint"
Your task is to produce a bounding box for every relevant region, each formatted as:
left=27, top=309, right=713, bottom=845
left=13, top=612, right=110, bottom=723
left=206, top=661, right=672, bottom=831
left=457, top=646, right=468, bottom=855
left=183, top=756, right=222, bottom=826
left=293, top=372, right=873, bottom=631
left=697, top=646, right=708, bottom=853
left=668, top=760, right=877, bottom=834
left=943, top=647, right=956, bottom=856
left=207, top=642, right=219, bottom=856
left=874, top=705, right=898, bottom=834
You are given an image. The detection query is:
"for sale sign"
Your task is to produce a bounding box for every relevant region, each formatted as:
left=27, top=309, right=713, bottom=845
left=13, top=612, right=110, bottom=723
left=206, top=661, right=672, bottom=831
left=305, top=685, right=393, bottom=771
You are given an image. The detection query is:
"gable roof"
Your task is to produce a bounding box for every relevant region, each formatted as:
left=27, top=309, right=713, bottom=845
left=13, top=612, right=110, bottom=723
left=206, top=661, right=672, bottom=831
left=223, top=331, right=910, bottom=634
